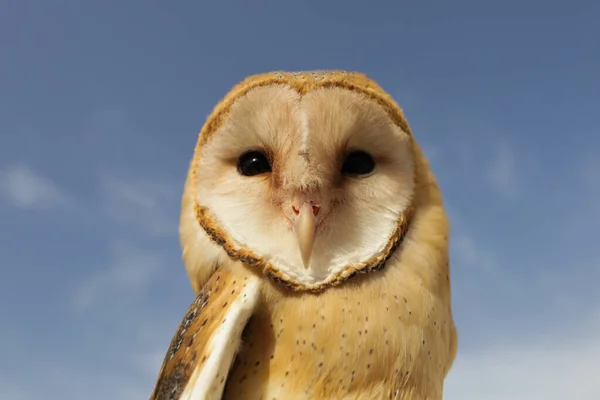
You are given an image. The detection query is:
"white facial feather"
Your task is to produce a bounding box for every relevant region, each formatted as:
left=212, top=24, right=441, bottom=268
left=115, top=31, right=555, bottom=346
left=192, top=85, right=414, bottom=287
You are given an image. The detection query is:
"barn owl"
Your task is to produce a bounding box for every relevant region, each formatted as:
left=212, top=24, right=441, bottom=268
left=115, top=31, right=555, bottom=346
left=151, top=70, right=457, bottom=400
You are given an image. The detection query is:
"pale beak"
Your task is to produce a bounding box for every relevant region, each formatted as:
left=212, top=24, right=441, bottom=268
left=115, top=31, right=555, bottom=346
left=294, top=202, right=317, bottom=269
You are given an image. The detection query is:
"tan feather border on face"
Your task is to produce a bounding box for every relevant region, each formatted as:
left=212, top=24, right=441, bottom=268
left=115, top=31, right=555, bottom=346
left=191, top=70, right=418, bottom=292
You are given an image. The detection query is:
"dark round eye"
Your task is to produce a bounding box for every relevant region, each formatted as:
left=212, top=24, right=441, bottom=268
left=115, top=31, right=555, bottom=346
left=237, top=151, right=272, bottom=176
left=341, top=151, right=375, bottom=175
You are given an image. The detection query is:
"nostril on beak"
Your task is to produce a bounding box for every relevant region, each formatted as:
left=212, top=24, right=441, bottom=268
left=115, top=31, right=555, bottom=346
left=292, top=205, right=300, bottom=215
left=312, top=205, right=320, bottom=216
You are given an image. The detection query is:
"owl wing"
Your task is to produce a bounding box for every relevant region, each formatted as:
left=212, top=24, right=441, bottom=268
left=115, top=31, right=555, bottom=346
left=150, top=264, right=261, bottom=400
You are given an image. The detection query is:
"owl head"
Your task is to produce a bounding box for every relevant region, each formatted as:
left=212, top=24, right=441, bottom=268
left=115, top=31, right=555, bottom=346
left=180, top=71, right=422, bottom=292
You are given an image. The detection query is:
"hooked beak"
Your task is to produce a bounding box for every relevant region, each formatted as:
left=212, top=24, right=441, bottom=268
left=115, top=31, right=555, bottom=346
left=293, top=202, right=319, bottom=269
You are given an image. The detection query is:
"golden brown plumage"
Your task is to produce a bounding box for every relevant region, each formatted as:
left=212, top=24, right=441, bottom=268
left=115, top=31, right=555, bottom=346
left=151, top=70, right=457, bottom=399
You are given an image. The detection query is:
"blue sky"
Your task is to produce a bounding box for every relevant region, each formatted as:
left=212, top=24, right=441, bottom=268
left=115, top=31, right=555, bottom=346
left=1, top=1, right=599, bottom=398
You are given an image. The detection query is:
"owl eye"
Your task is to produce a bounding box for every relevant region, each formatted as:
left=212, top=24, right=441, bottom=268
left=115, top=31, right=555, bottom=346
left=237, top=151, right=272, bottom=176
left=341, top=151, right=375, bottom=175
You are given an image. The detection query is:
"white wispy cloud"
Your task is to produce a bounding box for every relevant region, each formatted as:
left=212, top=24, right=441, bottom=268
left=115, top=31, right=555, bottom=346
left=131, top=349, right=169, bottom=381
left=0, top=363, right=154, bottom=400
left=71, top=241, right=165, bottom=312
left=485, top=141, right=519, bottom=199
left=97, top=172, right=180, bottom=236
left=452, top=233, right=496, bottom=273
left=445, top=309, right=600, bottom=400
left=420, top=142, right=442, bottom=163
left=0, top=164, right=72, bottom=209
left=0, top=385, right=33, bottom=400
left=445, top=194, right=600, bottom=399
left=446, top=205, right=498, bottom=273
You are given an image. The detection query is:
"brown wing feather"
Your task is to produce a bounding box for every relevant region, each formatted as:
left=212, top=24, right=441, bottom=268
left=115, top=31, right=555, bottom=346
left=150, top=263, right=261, bottom=400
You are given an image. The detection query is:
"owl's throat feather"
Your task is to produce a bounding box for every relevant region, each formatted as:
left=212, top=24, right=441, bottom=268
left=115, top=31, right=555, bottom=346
left=193, top=201, right=415, bottom=292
